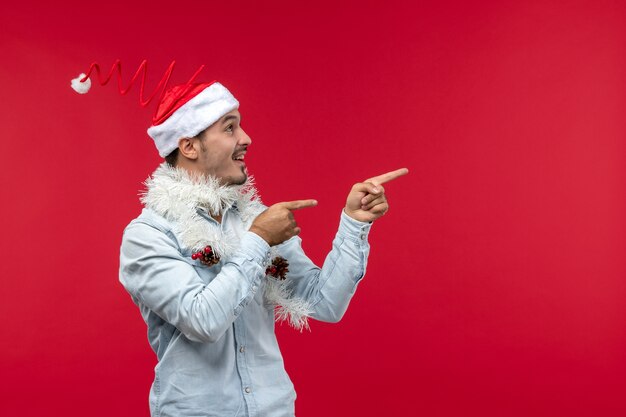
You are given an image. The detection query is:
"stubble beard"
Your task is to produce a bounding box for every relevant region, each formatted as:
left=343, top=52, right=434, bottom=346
left=221, top=166, right=248, bottom=186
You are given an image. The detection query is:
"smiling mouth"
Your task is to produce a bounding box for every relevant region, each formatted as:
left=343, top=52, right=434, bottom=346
left=232, top=152, right=246, bottom=166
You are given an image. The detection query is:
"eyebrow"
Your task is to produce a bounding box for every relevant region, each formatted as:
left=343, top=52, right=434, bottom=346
left=221, top=115, right=239, bottom=125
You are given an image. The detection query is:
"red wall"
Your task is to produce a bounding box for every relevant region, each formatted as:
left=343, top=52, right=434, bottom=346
left=1, top=1, right=625, bottom=416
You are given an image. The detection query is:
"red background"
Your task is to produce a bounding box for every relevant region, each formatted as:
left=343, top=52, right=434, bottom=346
left=1, top=1, right=625, bottom=416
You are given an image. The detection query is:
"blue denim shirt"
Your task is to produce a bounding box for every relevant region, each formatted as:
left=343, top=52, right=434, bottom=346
left=119, top=206, right=371, bottom=417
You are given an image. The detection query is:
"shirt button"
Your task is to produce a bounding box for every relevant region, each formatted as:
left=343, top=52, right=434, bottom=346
left=245, top=387, right=251, bottom=394
left=360, top=234, right=366, bottom=240
left=240, top=346, right=245, bottom=353
left=252, top=285, right=258, bottom=291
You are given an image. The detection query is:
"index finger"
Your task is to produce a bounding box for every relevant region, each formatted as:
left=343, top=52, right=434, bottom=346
left=279, top=199, right=319, bottom=211
left=366, top=168, right=409, bottom=185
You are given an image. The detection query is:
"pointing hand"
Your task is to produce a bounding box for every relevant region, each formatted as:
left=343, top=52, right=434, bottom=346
left=344, top=168, right=409, bottom=223
left=250, top=200, right=318, bottom=246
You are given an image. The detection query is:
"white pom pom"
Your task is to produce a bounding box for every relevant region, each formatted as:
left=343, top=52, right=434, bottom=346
left=71, top=73, right=91, bottom=94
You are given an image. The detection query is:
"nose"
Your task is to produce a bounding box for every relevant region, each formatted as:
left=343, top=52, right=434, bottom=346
left=238, top=128, right=252, bottom=146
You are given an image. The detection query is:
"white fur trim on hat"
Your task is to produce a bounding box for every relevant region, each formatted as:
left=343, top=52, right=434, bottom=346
left=147, top=82, right=239, bottom=158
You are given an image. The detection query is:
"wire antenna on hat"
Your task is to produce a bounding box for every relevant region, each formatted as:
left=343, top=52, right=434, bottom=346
left=71, top=59, right=206, bottom=123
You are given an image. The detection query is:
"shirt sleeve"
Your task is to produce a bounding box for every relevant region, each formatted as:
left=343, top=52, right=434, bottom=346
left=276, top=210, right=372, bottom=323
left=119, top=221, right=270, bottom=343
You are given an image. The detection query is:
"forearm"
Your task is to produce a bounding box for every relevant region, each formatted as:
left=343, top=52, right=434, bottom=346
left=282, top=211, right=371, bottom=323
left=120, top=223, right=270, bottom=343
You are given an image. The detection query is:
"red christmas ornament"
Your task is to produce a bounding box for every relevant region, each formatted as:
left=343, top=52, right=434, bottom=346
left=192, top=245, right=220, bottom=267
left=266, top=257, right=289, bottom=280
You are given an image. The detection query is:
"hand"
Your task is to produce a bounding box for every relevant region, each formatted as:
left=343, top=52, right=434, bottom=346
left=249, top=200, right=318, bottom=246
left=344, top=168, right=409, bottom=222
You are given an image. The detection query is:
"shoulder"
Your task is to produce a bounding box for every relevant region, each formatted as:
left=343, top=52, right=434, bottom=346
left=122, top=208, right=178, bottom=245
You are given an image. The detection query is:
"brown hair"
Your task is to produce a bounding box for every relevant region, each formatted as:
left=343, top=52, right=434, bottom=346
left=164, top=149, right=179, bottom=167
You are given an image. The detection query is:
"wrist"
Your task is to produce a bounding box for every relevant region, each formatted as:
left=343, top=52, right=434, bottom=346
left=249, top=225, right=273, bottom=246
left=343, top=207, right=372, bottom=223
left=339, top=209, right=372, bottom=242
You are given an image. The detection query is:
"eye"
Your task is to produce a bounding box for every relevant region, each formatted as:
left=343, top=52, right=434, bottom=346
left=225, top=124, right=234, bottom=133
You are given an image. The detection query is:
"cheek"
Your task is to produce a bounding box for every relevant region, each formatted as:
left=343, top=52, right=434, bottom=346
left=217, top=149, right=236, bottom=169
left=201, top=139, right=237, bottom=170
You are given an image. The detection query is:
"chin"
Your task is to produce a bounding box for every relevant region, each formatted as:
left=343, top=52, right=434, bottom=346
left=231, top=175, right=248, bottom=186
left=223, top=172, right=248, bottom=186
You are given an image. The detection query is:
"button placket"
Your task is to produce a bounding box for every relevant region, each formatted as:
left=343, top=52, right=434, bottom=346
left=233, top=320, right=256, bottom=411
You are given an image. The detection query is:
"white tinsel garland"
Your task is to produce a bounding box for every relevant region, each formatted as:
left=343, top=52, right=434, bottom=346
left=142, top=162, right=312, bottom=330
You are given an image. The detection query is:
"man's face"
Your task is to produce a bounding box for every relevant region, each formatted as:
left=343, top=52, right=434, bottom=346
left=194, top=109, right=251, bottom=185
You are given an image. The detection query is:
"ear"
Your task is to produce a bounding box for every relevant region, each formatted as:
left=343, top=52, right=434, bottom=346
left=178, top=137, right=199, bottom=160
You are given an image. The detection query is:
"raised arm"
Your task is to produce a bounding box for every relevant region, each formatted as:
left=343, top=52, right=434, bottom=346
left=276, top=168, right=410, bottom=323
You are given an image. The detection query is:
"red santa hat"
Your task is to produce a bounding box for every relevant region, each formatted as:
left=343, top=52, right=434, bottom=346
left=71, top=60, right=239, bottom=157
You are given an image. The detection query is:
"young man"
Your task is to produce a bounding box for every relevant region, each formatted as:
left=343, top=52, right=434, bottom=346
left=117, top=80, right=407, bottom=416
